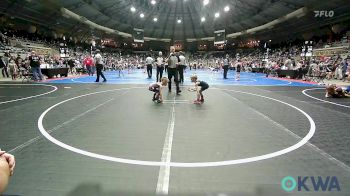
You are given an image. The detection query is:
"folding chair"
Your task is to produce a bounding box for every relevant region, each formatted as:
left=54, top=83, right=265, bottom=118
left=20, top=67, right=34, bottom=83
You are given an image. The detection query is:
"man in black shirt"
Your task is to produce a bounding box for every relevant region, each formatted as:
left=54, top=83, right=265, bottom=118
left=68, top=58, right=76, bottom=75
left=223, top=54, right=230, bottom=79
left=0, top=56, right=8, bottom=78
left=0, top=54, right=9, bottom=78
left=29, top=51, right=43, bottom=81
left=166, top=46, right=181, bottom=95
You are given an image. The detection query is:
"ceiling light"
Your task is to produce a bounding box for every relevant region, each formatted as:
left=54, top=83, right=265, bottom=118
left=140, top=13, right=144, bottom=18
left=224, top=6, right=230, bottom=12
left=153, top=17, right=158, bottom=22
left=201, top=17, right=206, bottom=22
left=215, top=12, right=220, bottom=18
left=177, top=19, right=182, bottom=23
left=130, top=6, right=136, bottom=12
left=203, top=0, right=209, bottom=6
left=151, top=0, right=156, bottom=5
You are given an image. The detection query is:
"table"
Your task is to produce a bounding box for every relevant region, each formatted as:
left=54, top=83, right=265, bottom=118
left=41, top=68, right=69, bottom=78
left=277, top=70, right=298, bottom=79
left=252, top=68, right=265, bottom=73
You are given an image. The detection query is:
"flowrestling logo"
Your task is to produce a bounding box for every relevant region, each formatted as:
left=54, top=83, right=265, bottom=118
left=281, top=176, right=341, bottom=192
left=314, top=10, right=334, bottom=17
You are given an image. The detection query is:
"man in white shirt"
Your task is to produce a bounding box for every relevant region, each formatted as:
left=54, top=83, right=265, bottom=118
left=94, top=49, right=107, bottom=82
left=145, top=54, right=154, bottom=79
left=178, top=51, right=186, bottom=84
left=284, top=58, right=293, bottom=70
left=156, top=52, right=164, bottom=82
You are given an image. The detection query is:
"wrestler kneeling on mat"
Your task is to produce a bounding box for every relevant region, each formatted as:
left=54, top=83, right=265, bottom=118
left=189, top=75, right=209, bottom=104
left=325, top=84, right=350, bottom=98
left=149, top=77, right=169, bottom=103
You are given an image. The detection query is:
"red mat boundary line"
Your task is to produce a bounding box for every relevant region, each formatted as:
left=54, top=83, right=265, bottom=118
left=42, top=74, right=88, bottom=82
left=268, top=76, right=318, bottom=85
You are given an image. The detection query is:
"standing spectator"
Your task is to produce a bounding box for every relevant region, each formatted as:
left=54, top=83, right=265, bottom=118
left=83, top=56, right=94, bottom=76
left=3, top=52, right=9, bottom=68
left=264, top=61, right=271, bottom=77
left=15, top=56, right=25, bottom=78
left=145, top=54, right=154, bottom=79
left=0, top=55, right=9, bottom=78
left=68, top=58, right=76, bottom=75
left=341, top=59, right=348, bottom=80
left=156, top=52, right=164, bottom=82
left=94, top=50, right=107, bottom=83
left=8, top=58, right=17, bottom=80
left=15, top=54, right=22, bottom=68
left=346, top=59, right=350, bottom=82
left=0, top=56, right=7, bottom=78
left=235, top=60, right=242, bottom=81
left=29, top=51, right=43, bottom=81
left=334, top=60, right=343, bottom=79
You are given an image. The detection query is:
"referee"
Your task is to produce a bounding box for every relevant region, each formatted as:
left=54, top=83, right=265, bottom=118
left=94, top=49, right=107, bottom=83
left=145, top=54, right=154, bottom=79
left=223, top=54, right=230, bottom=79
left=167, top=46, right=181, bottom=94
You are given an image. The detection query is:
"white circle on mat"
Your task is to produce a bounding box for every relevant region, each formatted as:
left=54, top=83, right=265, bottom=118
left=302, top=88, right=350, bottom=108
left=0, top=84, right=58, bottom=105
left=38, top=87, right=315, bottom=167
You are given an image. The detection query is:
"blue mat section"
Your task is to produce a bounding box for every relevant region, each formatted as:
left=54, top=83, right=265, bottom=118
left=47, top=69, right=317, bottom=86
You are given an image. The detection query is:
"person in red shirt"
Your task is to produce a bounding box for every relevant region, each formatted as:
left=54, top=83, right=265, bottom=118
left=83, top=56, right=94, bottom=76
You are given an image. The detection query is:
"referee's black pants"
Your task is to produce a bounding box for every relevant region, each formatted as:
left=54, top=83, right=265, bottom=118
left=177, top=65, right=185, bottom=84
left=223, top=65, right=229, bottom=79
left=156, top=66, right=164, bottom=82
left=95, top=64, right=106, bottom=82
left=167, top=67, right=180, bottom=93
left=147, top=64, right=152, bottom=78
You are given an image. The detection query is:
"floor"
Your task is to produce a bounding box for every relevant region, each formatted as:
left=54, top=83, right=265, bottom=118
left=1, top=70, right=350, bottom=196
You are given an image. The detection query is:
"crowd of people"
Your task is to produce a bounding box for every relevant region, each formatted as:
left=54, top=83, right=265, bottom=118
left=1, top=26, right=349, bottom=84
left=187, top=47, right=350, bottom=82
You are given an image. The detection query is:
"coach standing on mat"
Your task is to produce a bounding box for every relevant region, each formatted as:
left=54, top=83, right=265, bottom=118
left=167, top=46, right=181, bottom=95
left=94, top=49, right=107, bottom=83
left=223, top=54, right=230, bottom=79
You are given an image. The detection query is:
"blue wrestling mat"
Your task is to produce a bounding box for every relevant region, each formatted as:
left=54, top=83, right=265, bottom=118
left=47, top=69, right=317, bottom=86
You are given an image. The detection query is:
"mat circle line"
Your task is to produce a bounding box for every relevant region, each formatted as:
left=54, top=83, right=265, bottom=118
left=302, top=88, right=350, bottom=108
left=0, top=84, right=58, bottom=105
left=38, top=87, right=315, bottom=167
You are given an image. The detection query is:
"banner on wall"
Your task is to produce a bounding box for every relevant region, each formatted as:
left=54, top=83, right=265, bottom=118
left=214, top=29, right=225, bottom=45
left=133, top=28, right=144, bottom=43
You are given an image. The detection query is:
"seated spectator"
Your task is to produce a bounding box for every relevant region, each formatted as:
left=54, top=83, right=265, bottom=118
left=325, top=84, right=350, bottom=98
left=0, top=150, right=15, bottom=194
